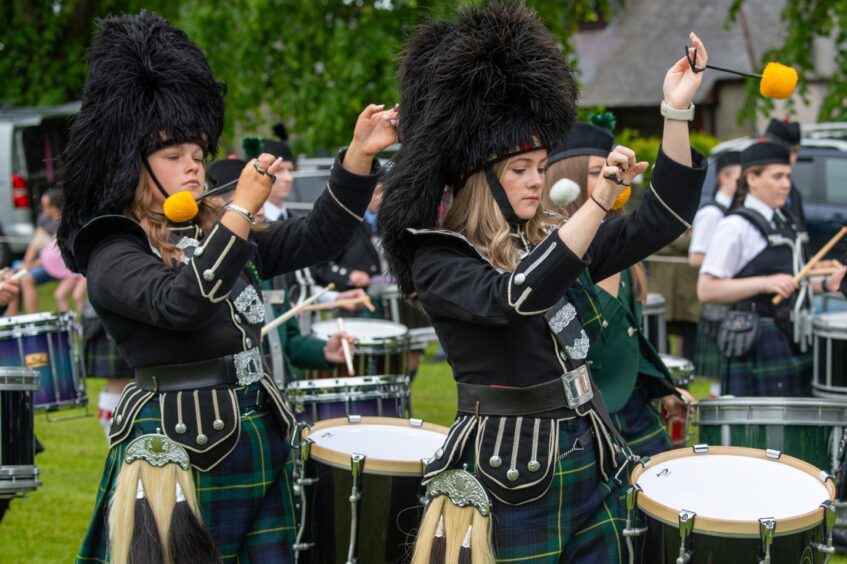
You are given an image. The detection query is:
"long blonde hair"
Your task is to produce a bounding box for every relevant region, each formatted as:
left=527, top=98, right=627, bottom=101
left=125, top=168, right=221, bottom=268
left=442, top=160, right=552, bottom=271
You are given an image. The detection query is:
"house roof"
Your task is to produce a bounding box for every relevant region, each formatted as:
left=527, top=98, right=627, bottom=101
left=576, top=0, right=786, bottom=107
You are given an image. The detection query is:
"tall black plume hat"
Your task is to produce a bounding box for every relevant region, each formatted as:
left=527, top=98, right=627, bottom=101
left=57, top=11, right=225, bottom=271
left=379, top=0, right=578, bottom=296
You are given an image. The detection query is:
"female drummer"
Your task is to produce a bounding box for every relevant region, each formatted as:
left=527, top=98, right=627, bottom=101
left=698, top=140, right=840, bottom=397
left=543, top=121, right=690, bottom=460
left=379, top=4, right=708, bottom=561
left=58, top=13, right=396, bottom=563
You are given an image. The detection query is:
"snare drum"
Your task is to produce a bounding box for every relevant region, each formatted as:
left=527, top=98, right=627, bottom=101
left=694, top=397, right=847, bottom=475
left=642, top=292, right=667, bottom=354
left=370, top=283, right=438, bottom=351
left=660, top=354, right=694, bottom=388
left=293, top=416, right=449, bottom=564
left=627, top=446, right=836, bottom=563
left=0, top=312, right=87, bottom=410
left=306, top=319, right=409, bottom=378
left=285, top=375, right=410, bottom=423
left=0, top=368, right=40, bottom=498
left=812, top=312, right=847, bottom=397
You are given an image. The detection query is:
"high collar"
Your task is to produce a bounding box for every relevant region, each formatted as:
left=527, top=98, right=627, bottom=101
left=715, top=191, right=733, bottom=208
left=743, top=193, right=786, bottom=224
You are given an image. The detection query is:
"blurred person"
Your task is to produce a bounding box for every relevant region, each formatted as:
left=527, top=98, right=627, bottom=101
left=765, top=117, right=806, bottom=229
left=243, top=126, right=296, bottom=222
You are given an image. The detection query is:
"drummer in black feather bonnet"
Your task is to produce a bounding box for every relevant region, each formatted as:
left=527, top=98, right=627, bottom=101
left=58, top=12, right=396, bottom=563
left=379, top=2, right=709, bottom=561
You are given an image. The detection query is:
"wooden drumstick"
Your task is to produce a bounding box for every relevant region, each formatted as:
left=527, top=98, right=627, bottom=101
left=773, top=226, right=847, bottom=305
left=260, top=283, right=335, bottom=337
left=336, top=317, right=356, bottom=376
left=300, top=296, right=369, bottom=312
left=0, top=268, right=29, bottom=292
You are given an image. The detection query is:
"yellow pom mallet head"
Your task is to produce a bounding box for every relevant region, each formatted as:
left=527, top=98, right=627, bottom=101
left=162, top=190, right=199, bottom=223
left=685, top=44, right=798, bottom=99
left=611, top=186, right=631, bottom=211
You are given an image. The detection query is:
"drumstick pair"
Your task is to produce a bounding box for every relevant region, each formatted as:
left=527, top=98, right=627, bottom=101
left=299, top=295, right=376, bottom=313
left=773, top=227, right=847, bottom=305
left=336, top=318, right=356, bottom=376
left=260, top=283, right=335, bottom=337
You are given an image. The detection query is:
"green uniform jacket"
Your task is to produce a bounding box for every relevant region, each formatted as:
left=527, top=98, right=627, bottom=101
left=584, top=269, right=674, bottom=413
left=264, top=279, right=331, bottom=380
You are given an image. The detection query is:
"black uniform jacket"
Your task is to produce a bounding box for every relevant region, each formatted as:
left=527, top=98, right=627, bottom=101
left=79, top=150, right=379, bottom=369
left=311, top=221, right=381, bottom=290
left=409, top=147, right=707, bottom=391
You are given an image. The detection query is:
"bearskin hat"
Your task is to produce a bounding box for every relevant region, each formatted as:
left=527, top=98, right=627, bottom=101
left=378, top=0, right=578, bottom=296
left=57, top=12, right=225, bottom=271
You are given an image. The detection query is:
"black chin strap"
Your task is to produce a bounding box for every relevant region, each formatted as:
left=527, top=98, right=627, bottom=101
left=142, top=158, right=171, bottom=200
left=484, top=167, right=526, bottom=225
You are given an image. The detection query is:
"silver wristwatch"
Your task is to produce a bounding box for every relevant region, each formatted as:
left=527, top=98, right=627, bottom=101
left=660, top=100, right=695, bottom=121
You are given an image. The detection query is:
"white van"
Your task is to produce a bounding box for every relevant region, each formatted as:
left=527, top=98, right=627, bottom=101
left=0, top=101, right=79, bottom=254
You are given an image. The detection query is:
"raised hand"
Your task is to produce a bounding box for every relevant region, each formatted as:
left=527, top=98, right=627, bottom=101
left=663, top=32, right=708, bottom=110
left=232, top=154, right=283, bottom=214
left=593, top=145, right=648, bottom=208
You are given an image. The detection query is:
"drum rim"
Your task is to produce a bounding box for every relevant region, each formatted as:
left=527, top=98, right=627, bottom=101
left=697, top=396, right=847, bottom=410
left=0, top=368, right=40, bottom=391
left=287, top=375, right=409, bottom=390
left=310, top=318, right=409, bottom=344
left=630, top=445, right=835, bottom=537
left=303, top=416, right=449, bottom=476
left=813, top=311, right=847, bottom=330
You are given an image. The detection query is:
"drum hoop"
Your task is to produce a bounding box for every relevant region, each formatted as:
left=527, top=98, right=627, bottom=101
left=0, top=311, right=75, bottom=336
left=812, top=312, right=847, bottom=332
left=310, top=318, right=409, bottom=345
left=0, top=369, right=40, bottom=391
left=303, top=416, right=449, bottom=477
left=287, top=375, right=409, bottom=391
left=630, top=446, right=835, bottom=537
left=695, top=398, right=847, bottom=426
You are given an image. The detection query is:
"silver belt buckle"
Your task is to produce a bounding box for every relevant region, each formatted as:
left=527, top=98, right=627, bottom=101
left=561, top=365, right=593, bottom=409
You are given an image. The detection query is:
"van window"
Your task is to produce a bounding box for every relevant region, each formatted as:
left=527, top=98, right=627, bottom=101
left=18, top=115, right=72, bottom=201
left=791, top=158, right=815, bottom=200
left=824, top=157, right=847, bottom=206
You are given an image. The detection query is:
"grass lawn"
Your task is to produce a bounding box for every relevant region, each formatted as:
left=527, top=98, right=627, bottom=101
left=2, top=285, right=844, bottom=562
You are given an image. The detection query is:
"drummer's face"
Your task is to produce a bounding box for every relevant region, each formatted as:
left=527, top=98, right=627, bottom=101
left=146, top=142, right=207, bottom=204
left=501, top=149, right=548, bottom=220
left=747, top=164, right=791, bottom=209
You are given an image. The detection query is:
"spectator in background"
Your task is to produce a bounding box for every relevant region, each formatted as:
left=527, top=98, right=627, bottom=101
left=243, top=125, right=296, bottom=222
left=6, top=188, right=62, bottom=314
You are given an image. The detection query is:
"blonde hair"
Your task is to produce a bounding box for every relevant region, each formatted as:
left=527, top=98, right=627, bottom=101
left=125, top=168, right=221, bottom=268
left=442, top=160, right=553, bottom=272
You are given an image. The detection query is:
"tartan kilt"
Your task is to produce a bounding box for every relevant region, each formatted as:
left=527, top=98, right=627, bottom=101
left=463, top=416, right=628, bottom=563
left=76, top=384, right=296, bottom=563
left=611, top=388, right=672, bottom=460
left=694, top=319, right=723, bottom=379
left=84, top=333, right=134, bottom=379
left=724, top=318, right=812, bottom=397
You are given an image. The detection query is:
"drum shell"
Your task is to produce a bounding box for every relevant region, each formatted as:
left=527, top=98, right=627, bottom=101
left=812, top=312, right=847, bottom=396
left=695, top=398, right=847, bottom=474
left=638, top=513, right=824, bottom=564
left=659, top=353, right=693, bottom=388
left=0, top=312, right=86, bottom=409
left=298, top=461, right=422, bottom=564
left=0, top=368, right=40, bottom=498
left=308, top=319, right=410, bottom=378
left=285, top=376, right=410, bottom=423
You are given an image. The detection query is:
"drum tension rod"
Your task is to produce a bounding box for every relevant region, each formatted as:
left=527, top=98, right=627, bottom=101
left=676, top=510, right=696, bottom=564
left=811, top=501, right=837, bottom=556
left=758, top=518, right=775, bottom=564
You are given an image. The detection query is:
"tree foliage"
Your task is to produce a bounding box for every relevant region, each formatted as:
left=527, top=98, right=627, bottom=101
left=0, top=1, right=618, bottom=156
left=729, top=0, right=847, bottom=123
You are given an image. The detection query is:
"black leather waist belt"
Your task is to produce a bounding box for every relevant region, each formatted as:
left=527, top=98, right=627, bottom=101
left=135, top=357, right=238, bottom=392
left=456, top=366, right=594, bottom=416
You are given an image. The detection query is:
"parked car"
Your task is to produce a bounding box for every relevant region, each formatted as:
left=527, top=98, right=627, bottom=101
left=703, top=134, right=847, bottom=258
left=0, top=101, right=79, bottom=254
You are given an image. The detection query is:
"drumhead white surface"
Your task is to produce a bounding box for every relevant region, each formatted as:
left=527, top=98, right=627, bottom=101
left=311, top=319, right=408, bottom=342
left=309, top=423, right=445, bottom=461
left=636, top=455, right=829, bottom=521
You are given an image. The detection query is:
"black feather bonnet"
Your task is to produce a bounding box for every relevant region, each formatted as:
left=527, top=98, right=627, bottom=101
left=57, top=12, right=225, bottom=272
left=378, top=1, right=578, bottom=296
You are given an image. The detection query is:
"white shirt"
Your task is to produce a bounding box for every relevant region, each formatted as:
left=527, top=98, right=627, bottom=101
left=700, top=194, right=788, bottom=279
left=263, top=200, right=288, bottom=222
left=689, top=191, right=733, bottom=254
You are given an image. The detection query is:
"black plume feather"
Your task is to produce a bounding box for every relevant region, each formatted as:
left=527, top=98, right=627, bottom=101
left=379, top=0, right=578, bottom=296
left=272, top=123, right=289, bottom=141
left=57, top=11, right=225, bottom=272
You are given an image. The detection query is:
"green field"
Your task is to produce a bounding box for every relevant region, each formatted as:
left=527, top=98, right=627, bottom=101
left=1, top=284, right=844, bottom=562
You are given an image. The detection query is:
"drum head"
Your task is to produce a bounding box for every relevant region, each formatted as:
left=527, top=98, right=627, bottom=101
left=813, top=311, right=847, bottom=332
left=304, top=416, right=448, bottom=476
left=632, top=446, right=834, bottom=537
left=310, top=318, right=408, bottom=345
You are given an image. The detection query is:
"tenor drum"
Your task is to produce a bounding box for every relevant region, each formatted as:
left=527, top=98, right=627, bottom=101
left=627, top=446, right=836, bottom=563
left=642, top=293, right=667, bottom=354
left=694, top=397, right=847, bottom=475
left=0, top=368, right=40, bottom=498
left=0, top=312, right=87, bottom=410
left=285, top=375, right=410, bottom=423
left=660, top=354, right=694, bottom=388
left=293, top=416, right=449, bottom=564
left=306, top=319, right=409, bottom=379
left=812, top=312, right=847, bottom=397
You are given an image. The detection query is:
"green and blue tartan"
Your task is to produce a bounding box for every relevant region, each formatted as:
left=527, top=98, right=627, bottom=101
left=611, top=389, right=672, bottom=460
left=694, top=319, right=723, bottom=379
left=76, top=384, right=296, bottom=563
left=84, top=333, right=134, bottom=379
left=723, top=318, right=812, bottom=397
left=463, top=416, right=628, bottom=563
